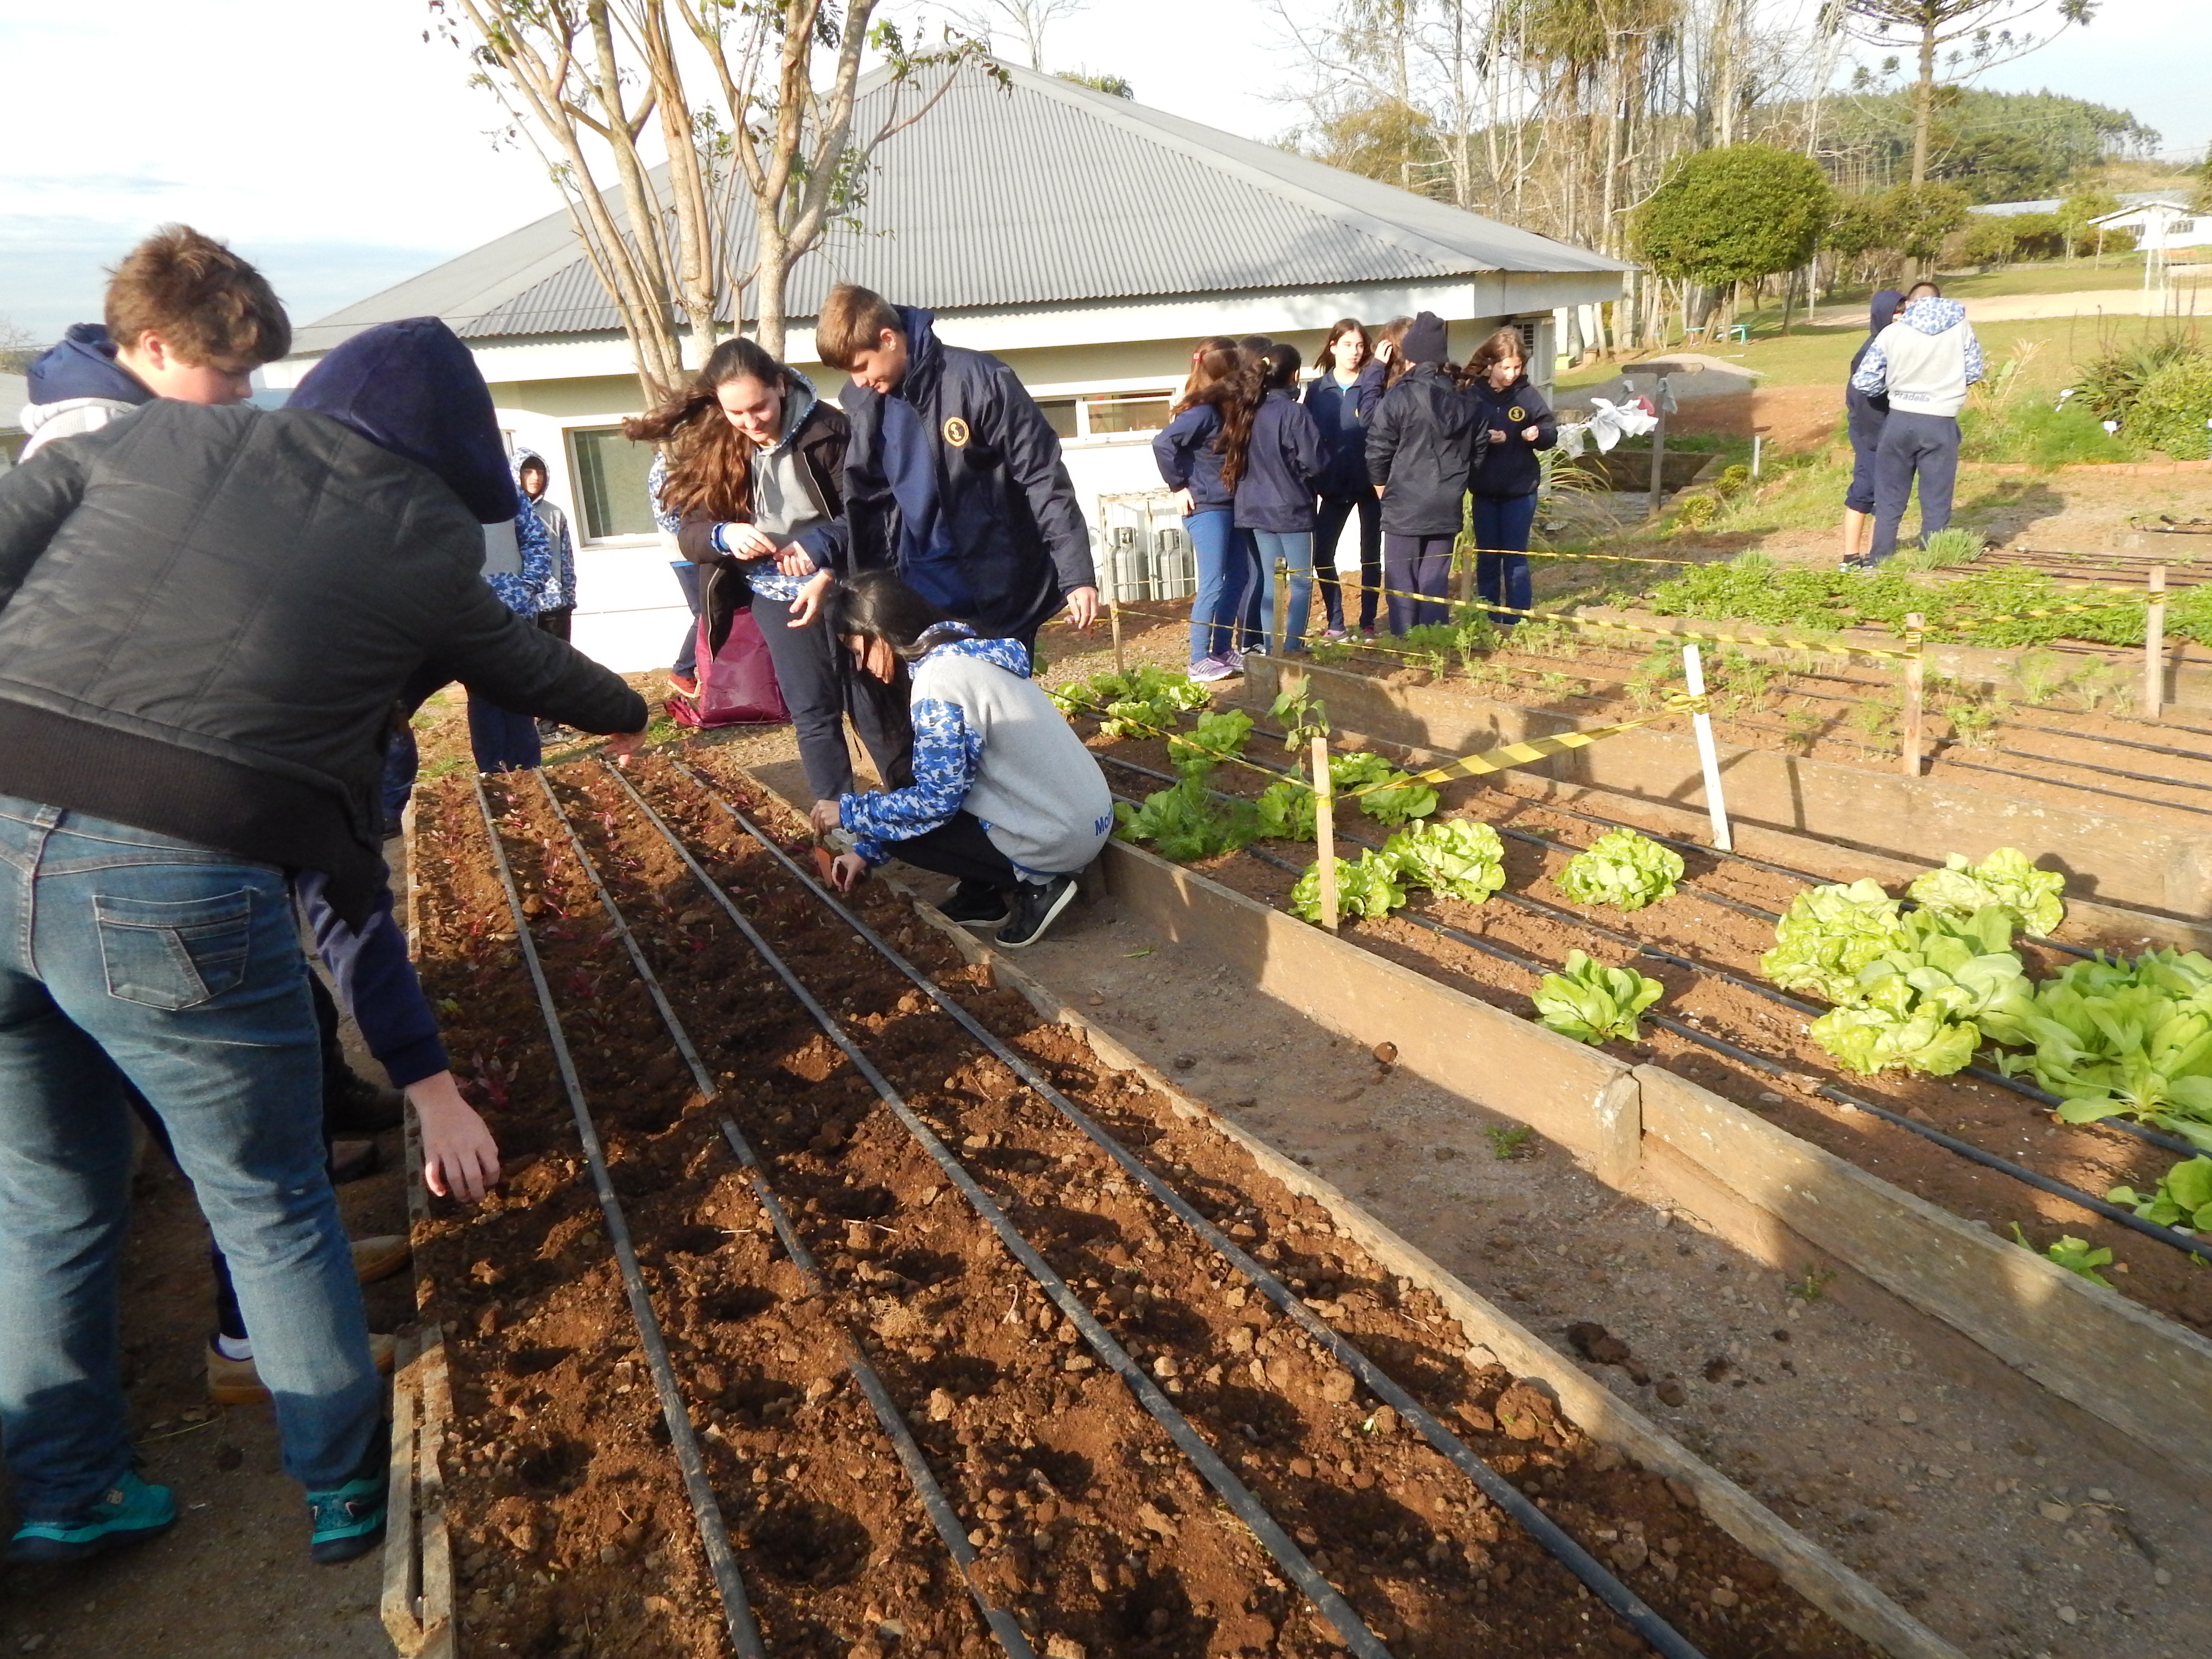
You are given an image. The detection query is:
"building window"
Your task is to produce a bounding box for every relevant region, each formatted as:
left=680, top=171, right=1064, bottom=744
left=568, top=426, right=658, bottom=541
left=1036, top=398, right=1081, bottom=440
left=1084, top=394, right=1173, bottom=435
left=2172, top=219, right=2197, bottom=238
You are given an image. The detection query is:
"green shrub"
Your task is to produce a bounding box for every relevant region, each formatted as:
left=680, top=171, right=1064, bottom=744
left=1670, top=492, right=1722, bottom=532
left=2128, top=355, right=2212, bottom=460
left=2074, top=336, right=2202, bottom=421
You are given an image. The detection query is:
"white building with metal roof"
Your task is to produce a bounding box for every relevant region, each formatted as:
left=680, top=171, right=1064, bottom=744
left=268, top=60, right=1626, bottom=671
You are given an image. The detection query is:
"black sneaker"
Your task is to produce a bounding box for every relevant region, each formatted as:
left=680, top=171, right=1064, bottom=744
left=995, top=876, right=1078, bottom=950
left=938, top=880, right=1011, bottom=929
left=324, top=1069, right=404, bottom=1134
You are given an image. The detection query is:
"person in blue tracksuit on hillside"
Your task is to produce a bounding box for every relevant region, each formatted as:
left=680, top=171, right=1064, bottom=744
left=1840, top=288, right=1905, bottom=569
left=1152, top=338, right=1257, bottom=681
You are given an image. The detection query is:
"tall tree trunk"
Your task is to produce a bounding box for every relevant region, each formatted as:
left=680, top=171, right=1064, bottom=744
left=1910, top=20, right=1936, bottom=187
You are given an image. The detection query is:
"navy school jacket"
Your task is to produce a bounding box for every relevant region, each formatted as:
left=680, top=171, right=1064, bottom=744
left=1151, top=402, right=1233, bottom=513
left=1233, top=387, right=1327, bottom=533
left=1301, top=361, right=1387, bottom=498
left=1464, top=375, right=1558, bottom=499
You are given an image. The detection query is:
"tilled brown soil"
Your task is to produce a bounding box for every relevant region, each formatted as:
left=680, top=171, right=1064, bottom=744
left=405, top=756, right=1884, bottom=1659
left=1088, top=725, right=2212, bottom=1339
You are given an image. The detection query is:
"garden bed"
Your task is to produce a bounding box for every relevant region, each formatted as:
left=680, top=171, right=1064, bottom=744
left=389, top=756, right=1942, bottom=1659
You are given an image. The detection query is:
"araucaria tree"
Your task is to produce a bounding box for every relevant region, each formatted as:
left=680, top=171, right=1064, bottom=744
left=1636, top=143, right=1832, bottom=325
left=434, top=0, right=986, bottom=387
left=1840, top=0, right=2096, bottom=187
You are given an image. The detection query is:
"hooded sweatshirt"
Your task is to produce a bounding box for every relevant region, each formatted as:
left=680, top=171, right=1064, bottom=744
left=839, top=628, right=1113, bottom=879
left=18, top=324, right=152, bottom=461
left=1850, top=297, right=1983, bottom=418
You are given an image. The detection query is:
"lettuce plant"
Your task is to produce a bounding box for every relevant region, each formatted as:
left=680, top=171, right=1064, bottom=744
left=1254, top=777, right=1316, bottom=841
left=1114, top=776, right=1254, bottom=864
left=1327, top=750, right=1437, bottom=827
left=1907, top=848, right=2065, bottom=938
left=1994, top=950, right=2212, bottom=1145
left=1557, top=828, right=1684, bottom=912
left=1532, top=951, right=1663, bottom=1045
left=1381, top=818, right=1506, bottom=906
left=2108, top=1156, right=2212, bottom=1233
left=1291, top=848, right=1407, bottom=923
left=1760, top=879, right=1910, bottom=1004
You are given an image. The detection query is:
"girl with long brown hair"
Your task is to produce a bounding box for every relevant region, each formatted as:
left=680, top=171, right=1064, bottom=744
left=1463, top=325, right=1557, bottom=627
left=626, top=337, right=909, bottom=800
left=1152, top=339, right=1262, bottom=677
left=1228, top=342, right=1327, bottom=654
left=1303, top=317, right=1386, bottom=637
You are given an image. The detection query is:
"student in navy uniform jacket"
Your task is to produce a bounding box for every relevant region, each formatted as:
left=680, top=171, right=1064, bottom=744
left=1228, top=345, right=1328, bottom=653
left=1151, top=339, right=1256, bottom=681
left=1365, top=312, right=1482, bottom=634
left=1302, top=319, right=1387, bottom=638
left=1840, top=289, right=1905, bottom=568
left=1462, top=326, right=1557, bottom=628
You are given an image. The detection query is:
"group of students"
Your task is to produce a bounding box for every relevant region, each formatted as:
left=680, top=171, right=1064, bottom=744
left=1840, top=278, right=1984, bottom=569
left=1150, top=310, right=1558, bottom=679
left=0, top=236, right=1112, bottom=1578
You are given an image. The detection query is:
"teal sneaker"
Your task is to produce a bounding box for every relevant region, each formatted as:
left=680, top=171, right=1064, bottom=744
left=306, top=1474, right=386, bottom=1565
left=7, top=1470, right=176, bottom=1563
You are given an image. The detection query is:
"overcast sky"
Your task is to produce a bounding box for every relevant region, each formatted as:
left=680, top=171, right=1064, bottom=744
left=0, top=0, right=2199, bottom=346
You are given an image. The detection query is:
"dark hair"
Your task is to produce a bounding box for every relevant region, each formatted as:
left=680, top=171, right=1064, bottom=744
left=1465, top=326, right=1527, bottom=384
left=826, top=568, right=965, bottom=658
left=516, top=456, right=548, bottom=481
left=106, top=223, right=290, bottom=369
left=817, top=283, right=904, bottom=369
left=1905, top=279, right=1942, bottom=300
left=621, top=335, right=784, bottom=520
left=1260, top=342, right=1301, bottom=390
left=1174, top=342, right=1241, bottom=413
left=1238, top=335, right=1273, bottom=356
left=1316, top=318, right=1369, bottom=374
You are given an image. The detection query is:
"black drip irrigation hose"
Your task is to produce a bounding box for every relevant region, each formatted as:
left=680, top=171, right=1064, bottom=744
left=597, top=766, right=1399, bottom=1659
left=469, top=778, right=767, bottom=1659
left=1972, top=744, right=2212, bottom=795
left=530, top=774, right=1042, bottom=1657
left=649, top=758, right=1715, bottom=1659
left=1934, top=755, right=2212, bottom=819
left=1123, top=793, right=2212, bottom=1267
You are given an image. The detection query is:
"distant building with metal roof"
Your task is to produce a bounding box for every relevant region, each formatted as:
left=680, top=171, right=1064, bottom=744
left=270, top=59, right=1626, bottom=671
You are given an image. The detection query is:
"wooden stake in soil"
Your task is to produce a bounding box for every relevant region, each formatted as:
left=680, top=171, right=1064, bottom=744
left=1109, top=594, right=1126, bottom=676
left=1312, top=733, right=1339, bottom=932
left=1680, top=644, right=1732, bottom=850
left=1647, top=402, right=1669, bottom=517
left=1271, top=557, right=1289, bottom=657
left=2145, top=565, right=2167, bottom=720
left=1899, top=613, right=1925, bottom=778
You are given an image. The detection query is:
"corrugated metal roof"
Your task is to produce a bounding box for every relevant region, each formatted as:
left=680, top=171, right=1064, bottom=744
left=296, top=60, right=1625, bottom=352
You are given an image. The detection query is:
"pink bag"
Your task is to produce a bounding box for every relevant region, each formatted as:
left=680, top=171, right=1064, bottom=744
left=666, top=610, right=788, bottom=728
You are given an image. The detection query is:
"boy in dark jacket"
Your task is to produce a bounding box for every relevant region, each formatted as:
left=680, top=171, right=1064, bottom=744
left=1366, top=312, right=1484, bottom=634
left=817, top=285, right=1097, bottom=645
left=0, top=316, right=645, bottom=1570
left=1840, top=289, right=1905, bottom=568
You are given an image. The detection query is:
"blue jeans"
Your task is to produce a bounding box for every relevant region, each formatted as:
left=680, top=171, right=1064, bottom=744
left=0, top=797, right=382, bottom=1517
left=1184, top=511, right=1249, bottom=661
left=1250, top=529, right=1315, bottom=651
left=467, top=695, right=541, bottom=774
left=1472, top=493, right=1537, bottom=625
left=1314, top=493, right=1382, bottom=631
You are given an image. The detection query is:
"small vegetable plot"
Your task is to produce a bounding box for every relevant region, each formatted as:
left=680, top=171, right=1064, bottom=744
left=1064, top=685, right=2212, bottom=1338
left=405, top=758, right=1874, bottom=1659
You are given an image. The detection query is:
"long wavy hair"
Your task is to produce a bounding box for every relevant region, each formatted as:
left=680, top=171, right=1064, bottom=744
left=1215, top=344, right=1300, bottom=490
left=1371, top=315, right=1414, bottom=387
left=1178, top=336, right=1238, bottom=405
left=1464, top=325, right=1528, bottom=388
left=1315, top=317, right=1369, bottom=375
left=622, top=336, right=785, bottom=520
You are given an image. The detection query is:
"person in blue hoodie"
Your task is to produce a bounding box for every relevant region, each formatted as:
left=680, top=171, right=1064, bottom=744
left=0, top=314, right=642, bottom=1569
left=1228, top=344, right=1328, bottom=653
left=812, top=570, right=1113, bottom=950
left=1840, top=288, right=1906, bottom=568
left=1152, top=339, right=1256, bottom=680
left=817, top=284, right=1097, bottom=647
left=1461, top=326, right=1557, bottom=628
left=1849, top=287, right=1983, bottom=568
left=1303, top=320, right=1387, bottom=640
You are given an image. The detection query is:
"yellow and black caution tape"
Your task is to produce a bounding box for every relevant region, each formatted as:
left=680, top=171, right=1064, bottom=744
left=1339, top=692, right=1710, bottom=797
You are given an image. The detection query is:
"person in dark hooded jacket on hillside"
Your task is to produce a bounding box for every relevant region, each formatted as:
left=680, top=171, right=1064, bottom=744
left=0, top=316, right=645, bottom=1570
left=1366, top=311, right=1484, bottom=634
left=1840, top=288, right=1905, bottom=568
left=817, top=285, right=1098, bottom=646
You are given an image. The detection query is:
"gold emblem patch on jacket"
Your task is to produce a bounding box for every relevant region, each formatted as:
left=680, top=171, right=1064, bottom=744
left=1508, top=406, right=1527, bottom=424
left=942, top=416, right=971, bottom=447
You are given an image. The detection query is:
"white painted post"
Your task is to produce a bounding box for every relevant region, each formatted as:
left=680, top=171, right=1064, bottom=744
left=1751, top=434, right=1763, bottom=478
left=1312, top=734, right=1339, bottom=932
left=1681, top=644, right=1732, bottom=850
left=2145, top=565, right=2167, bottom=721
